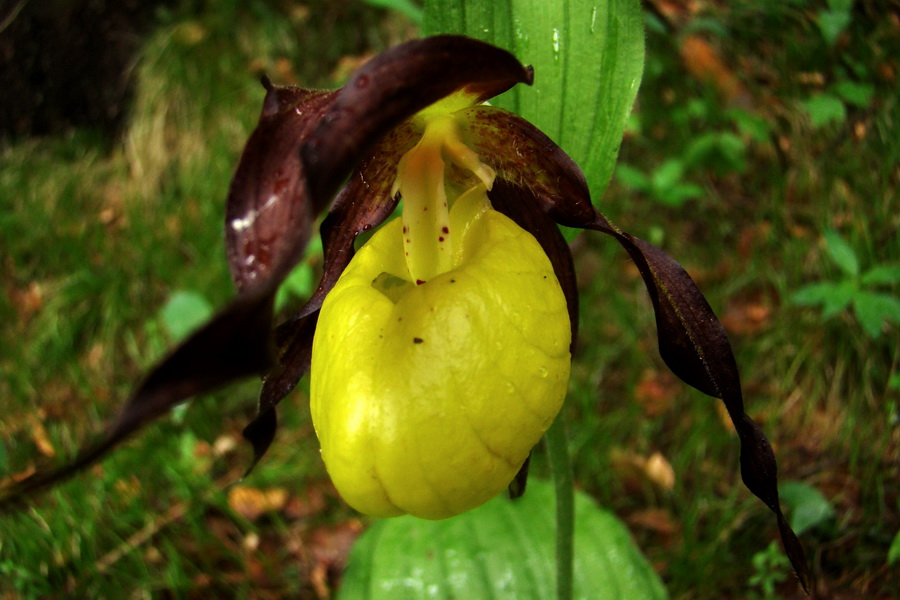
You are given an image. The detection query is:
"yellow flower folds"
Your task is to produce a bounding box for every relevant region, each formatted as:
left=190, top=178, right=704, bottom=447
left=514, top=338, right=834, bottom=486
left=312, top=110, right=570, bottom=517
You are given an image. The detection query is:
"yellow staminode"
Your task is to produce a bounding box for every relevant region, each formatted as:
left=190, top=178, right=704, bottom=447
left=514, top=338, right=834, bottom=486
left=310, top=107, right=572, bottom=519
left=392, top=114, right=494, bottom=284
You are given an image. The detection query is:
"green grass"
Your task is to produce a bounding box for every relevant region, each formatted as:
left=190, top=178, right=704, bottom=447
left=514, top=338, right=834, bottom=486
left=1, top=2, right=394, bottom=597
left=2, top=1, right=898, bottom=598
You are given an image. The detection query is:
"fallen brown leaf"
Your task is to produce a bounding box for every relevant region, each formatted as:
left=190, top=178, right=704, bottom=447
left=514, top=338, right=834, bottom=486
left=28, top=412, right=56, bottom=458
left=610, top=448, right=677, bottom=492
left=634, top=369, right=678, bottom=417
left=627, top=507, right=682, bottom=538
left=721, top=293, right=774, bottom=336
left=8, top=280, right=43, bottom=322
left=680, top=34, right=749, bottom=107
left=654, top=0, right=700, bottom=27
left=283, top=483, right=328, bottom=520
left=308, top=519, right=364, bottom=600
left=645, top=452, right=676, bottom=491
left=227, top=486, right=289, bottom=521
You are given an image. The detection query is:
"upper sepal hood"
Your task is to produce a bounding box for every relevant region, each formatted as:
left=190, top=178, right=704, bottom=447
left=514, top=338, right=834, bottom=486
left=225, top=82, right=336, bottom=294
left=233, top=36, right=536, bottom=469
left=301, top=35, right=534, bottom=203
left=460, top=105, right=596, bottom=229
left=226, top=35, right=534, bottom=299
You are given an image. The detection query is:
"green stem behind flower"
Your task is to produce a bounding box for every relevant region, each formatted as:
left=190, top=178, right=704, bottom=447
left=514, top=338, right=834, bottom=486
left=545, top=412, right=574, bottom=600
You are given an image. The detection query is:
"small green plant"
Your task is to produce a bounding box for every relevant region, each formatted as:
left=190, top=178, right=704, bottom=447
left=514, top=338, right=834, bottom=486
left=889, top=528, right=900, bottom=566
left=616, top=159, right=705, bottom=208
left=616, top=100, right=760, bottom=208
left=746, top=481, right=833, bottom=599
left=790, top=229, right=900, bottom=339
left=362, top=0, right=423, bottom=24
left=160, top=290, right=214, bottom=342
left=802, top=92, right=847, bottom=128
left=747, top=541, right=791, bottom=600
left=816, top=0, right=854, bottom=46
left=780, top=480, right=836, bottom=536
left=801, top=77, right=874, bottom=129
left=801, top=37, right=877, bottom=130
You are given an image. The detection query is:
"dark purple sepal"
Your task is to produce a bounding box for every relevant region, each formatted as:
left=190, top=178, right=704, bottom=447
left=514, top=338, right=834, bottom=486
left=225, top=83, right=337, bottom=294
left=475, top=106, right=810, bottom=589
left=303, top=35, right=533, bottom=203
left=241, top=124, right=418, bottom=470
left=233, top=36, right=535, bottom=469
left=0, top=292, right=275, bottom=510
left=507, top=453, right=531, bottom=500
left=240, top=310, right=319, bottom=474
left=461, top=105, right=596, bottom=228
left=589, top=222, right=811, bottom=593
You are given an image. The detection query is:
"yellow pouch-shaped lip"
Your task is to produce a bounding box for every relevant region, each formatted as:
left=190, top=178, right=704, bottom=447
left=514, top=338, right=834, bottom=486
left=311, top=190, right=571, bottom=519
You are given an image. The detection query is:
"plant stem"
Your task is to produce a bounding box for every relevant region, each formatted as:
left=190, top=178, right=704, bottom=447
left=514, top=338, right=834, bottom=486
left=545, top=412, right=574, bottom=600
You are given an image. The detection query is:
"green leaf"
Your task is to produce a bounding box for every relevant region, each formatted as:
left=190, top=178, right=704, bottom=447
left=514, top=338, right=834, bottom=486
left=853, top=291, right=900, bottom=339
left=889, top=530, right=900, bottom=565
left=790, top=282, right=853, bottom=318
left=802, top=93, right=846, bottom=128
left=339, top=479, right=668, bottom=600
left=616, top=163, right=650, bottom=191
left=833, top=79, right=874, bottom=108
left=160, top=290, right=214, bottom=342
left=817, top=8, right=852, bottom=46
left=362, top=0, right=423, bottom=24
left=821, top=281, right=859, bottom=318
left=662, top=183, right=705, bottom=207
left=728, top=108, right=771, bottom=142
left=779, top=481, right=835, bottom=536
left=274, top=262, right=315, bottom=311
left=684, top=131, right=747, bottom=175
left=422, top=0, right=645, bottom=204
left=650, top=159, right=686, bottom=190
left=823, top=230, right=859, bottom=277
left=861, top=264, right=900, bottom=287
left=827, top=0, right=854, bottom=10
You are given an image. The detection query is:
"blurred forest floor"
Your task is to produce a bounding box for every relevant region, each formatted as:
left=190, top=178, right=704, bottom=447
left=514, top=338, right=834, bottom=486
left=1, top=1, right=898, bottom=598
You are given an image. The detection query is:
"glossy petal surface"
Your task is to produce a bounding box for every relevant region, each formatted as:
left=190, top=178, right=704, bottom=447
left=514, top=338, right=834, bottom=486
left=311, top=194, right=571, bottom=518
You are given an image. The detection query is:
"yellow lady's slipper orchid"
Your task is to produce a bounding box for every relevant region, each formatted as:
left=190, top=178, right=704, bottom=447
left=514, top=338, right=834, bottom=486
left=0, top=34, right=807, bottom=592
left=311, top=111, right=571, bottom=518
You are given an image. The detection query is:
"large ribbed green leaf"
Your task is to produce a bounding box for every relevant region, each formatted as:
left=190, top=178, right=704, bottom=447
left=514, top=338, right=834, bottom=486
left=422, top=0, right=644, bottom=202
left=338, top=479, right=668, bottom=599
